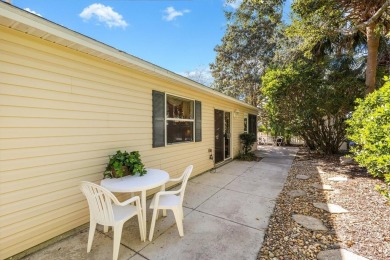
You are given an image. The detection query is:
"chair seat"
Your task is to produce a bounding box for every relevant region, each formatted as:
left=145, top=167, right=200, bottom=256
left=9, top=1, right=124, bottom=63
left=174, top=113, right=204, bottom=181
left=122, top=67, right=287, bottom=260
left=112, top=204, right=138, bottom=223
left=150, top=194, right=181, bottom=209
left=80, top=181, right=144, bottom=260
left=148, top=165, right=193, bottom=241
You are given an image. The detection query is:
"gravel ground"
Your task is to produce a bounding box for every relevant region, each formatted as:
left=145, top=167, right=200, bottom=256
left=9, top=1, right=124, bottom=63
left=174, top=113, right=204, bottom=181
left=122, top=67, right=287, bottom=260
left=258, top=148, right=390, bottom=260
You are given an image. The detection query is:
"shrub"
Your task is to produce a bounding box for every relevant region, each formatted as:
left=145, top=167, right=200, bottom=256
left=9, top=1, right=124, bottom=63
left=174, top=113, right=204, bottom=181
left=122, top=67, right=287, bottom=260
left=239, top=133, right=257, bottom=155
left=347, top=78, right=390, bottom=186
left=258, top=125, right=267, bottom=133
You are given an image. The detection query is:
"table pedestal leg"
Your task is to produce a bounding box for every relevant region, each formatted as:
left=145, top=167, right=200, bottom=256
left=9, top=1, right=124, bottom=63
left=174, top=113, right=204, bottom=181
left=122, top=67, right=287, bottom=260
left=141, top=190, right=147, bottom=239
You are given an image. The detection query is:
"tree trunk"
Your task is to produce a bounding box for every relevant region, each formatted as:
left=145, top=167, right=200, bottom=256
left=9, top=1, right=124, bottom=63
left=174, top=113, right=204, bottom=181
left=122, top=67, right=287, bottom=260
left=365, top=23, right=380, bottom=94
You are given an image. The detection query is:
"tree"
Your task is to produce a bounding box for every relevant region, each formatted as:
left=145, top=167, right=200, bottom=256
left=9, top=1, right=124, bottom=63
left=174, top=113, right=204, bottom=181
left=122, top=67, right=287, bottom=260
left=210, top=0, right=285, bottom=106
left=182, top=66, right=213, bottom=87
left=288, top=0, right=390, bottom=94
left=262, top=56, right=365, bottom=154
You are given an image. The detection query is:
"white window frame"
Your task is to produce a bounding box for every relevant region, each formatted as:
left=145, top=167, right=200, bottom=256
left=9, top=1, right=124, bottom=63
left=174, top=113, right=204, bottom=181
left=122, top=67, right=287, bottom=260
left=244, top=113, right=248, bottom=133
left=165, top=93, right=195, bottom=145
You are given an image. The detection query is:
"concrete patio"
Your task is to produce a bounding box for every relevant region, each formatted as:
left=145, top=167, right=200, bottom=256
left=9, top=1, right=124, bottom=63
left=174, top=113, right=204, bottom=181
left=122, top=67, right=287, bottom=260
left=22, top=146, right=298, bottom=260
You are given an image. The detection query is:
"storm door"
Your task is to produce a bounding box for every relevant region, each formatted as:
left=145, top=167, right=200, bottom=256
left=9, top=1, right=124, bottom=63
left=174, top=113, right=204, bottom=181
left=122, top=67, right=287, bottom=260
left=214, top=109, right=231, bottom=164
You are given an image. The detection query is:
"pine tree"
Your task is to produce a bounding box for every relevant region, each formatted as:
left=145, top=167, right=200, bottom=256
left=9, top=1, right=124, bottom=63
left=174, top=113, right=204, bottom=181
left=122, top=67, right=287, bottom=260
left=210, top=0, right=285, bottom=106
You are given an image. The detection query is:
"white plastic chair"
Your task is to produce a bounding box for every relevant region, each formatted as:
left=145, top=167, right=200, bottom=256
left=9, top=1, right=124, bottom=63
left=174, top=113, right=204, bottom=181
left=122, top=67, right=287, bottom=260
left=148, top=165, right=193, bottom=241
left=80, top=181, right=145, bottom=260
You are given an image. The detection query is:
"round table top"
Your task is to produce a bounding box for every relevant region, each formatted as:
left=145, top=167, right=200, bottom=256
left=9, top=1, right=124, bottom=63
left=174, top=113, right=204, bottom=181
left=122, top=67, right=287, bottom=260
left=100, top=168, right=169, bottom=193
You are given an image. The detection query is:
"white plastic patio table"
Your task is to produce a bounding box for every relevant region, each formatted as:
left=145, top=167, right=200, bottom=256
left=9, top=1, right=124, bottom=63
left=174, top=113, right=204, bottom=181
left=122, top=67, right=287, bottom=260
left=100, top=169, right=169, bottom=238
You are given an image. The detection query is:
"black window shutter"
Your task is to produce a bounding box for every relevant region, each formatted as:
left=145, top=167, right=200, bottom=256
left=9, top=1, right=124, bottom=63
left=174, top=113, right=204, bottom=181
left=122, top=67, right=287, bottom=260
left=248, top=114, right=257, bottom=135
left=195, top=101, right=202, bottom=142
left=152, top=90, right=165, bottom=147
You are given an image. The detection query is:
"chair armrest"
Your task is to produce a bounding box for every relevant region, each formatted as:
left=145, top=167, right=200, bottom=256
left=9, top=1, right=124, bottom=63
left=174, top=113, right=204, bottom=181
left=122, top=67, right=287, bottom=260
left=116, top=195, right=141, bottom=206
left=156, top=190, right=181, bottom=196
left=168, top=176, right=184, bottom=183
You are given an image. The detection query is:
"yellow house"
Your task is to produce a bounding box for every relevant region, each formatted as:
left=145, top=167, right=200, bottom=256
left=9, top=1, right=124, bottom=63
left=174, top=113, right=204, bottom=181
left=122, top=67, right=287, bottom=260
left=0, top=2, right=258, bottom=258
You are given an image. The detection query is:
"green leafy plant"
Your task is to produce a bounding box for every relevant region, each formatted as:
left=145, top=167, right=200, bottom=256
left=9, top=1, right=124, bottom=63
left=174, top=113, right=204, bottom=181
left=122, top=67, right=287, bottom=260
left=239, top=133, right=257, bottom=155
left=104, top=150, right=147, bottom=179
left=347, top=78, right=390, bottom=199
left=258, top=125, right=267, bottom=133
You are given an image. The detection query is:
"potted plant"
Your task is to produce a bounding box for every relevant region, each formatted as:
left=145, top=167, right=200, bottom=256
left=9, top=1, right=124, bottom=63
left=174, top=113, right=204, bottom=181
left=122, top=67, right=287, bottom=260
left=103, top=150, right=147, bottom=178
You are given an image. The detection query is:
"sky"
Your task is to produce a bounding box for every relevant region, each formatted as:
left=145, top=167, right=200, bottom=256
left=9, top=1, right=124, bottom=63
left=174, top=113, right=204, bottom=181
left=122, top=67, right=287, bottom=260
left=11, top=0, right=292, bottom=84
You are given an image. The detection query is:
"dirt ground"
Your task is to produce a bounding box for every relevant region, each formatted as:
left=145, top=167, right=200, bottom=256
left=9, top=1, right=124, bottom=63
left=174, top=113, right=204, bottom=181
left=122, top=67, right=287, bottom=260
left=258, top=147, right=390, bottom=260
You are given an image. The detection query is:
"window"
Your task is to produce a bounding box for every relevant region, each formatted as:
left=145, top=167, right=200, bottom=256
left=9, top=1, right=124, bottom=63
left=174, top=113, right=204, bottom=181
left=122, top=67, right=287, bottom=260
left=244, top=113, right=256, bottom=134
left=244, top=114, right=248, bottom=133
left=248, top=114, right=257, bottom=134
left=166, top=95, right=194, bottom=144
left=152, top=90, right=202, bottom=147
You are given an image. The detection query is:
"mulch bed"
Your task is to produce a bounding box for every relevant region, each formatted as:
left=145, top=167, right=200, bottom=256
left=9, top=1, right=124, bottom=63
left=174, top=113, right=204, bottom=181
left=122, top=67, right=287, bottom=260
left=258, top=147, right=390, bottom=260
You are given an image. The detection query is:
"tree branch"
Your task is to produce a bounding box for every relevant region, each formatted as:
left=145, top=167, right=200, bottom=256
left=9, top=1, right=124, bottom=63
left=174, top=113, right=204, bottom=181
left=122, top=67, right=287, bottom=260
left=356, top=0, right=390, bottom=29
left=340, top=0, right=390, bottom=35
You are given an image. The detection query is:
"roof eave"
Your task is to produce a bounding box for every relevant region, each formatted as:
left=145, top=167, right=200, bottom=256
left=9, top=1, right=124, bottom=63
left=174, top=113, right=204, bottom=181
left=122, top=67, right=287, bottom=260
left=0, top=2, right=258, bottom=111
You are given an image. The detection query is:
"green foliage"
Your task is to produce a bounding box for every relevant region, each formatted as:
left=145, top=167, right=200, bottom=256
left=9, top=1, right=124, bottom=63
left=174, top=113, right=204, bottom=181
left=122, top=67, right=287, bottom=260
left=258, top=125, right=267, bottom=133
left=287, top=0, right=389, bottom=58
left=104, top=150, right=147, bottom=178
left=239, top=133, right=257, bottom=155
left=375, top=185, right=390, bottom=205
left=262, top=57, right=365, bottom=154
left=288, top=0, right=390, bottom=92
left=210, top=0, right=285, bottom=106
left=347, top=79, right=390, bottom=184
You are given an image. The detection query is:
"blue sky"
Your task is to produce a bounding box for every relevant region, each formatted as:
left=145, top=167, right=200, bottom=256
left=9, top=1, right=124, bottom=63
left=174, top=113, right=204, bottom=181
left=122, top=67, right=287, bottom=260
left=12, top=0, right=291, bottom=83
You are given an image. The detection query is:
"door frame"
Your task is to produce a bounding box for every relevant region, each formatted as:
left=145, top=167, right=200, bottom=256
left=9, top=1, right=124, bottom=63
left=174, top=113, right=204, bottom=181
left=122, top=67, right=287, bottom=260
left=214, top=109, right=232, bottom=164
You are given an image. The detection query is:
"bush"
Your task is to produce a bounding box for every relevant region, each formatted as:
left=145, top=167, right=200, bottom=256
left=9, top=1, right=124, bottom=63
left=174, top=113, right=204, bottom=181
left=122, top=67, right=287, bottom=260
left=347, top=78, right=390, bottom=185
left=258, top=125, right=267, bottom=133
left=239, top=133, right=257, bottom=155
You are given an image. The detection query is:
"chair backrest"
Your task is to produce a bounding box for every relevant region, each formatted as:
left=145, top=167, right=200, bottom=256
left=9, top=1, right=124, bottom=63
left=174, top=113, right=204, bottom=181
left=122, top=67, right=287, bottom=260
left=177, top=165, right=193, bottom=204
left=80, top=181, right=119, bottom=226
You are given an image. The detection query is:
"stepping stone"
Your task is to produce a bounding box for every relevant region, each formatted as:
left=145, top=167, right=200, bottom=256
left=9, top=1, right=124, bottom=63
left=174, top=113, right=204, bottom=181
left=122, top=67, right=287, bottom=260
left=317, top=249, right=369, bottom=260
left=316, top=167, right=326, bottom=174
left=313, top=203, right=349, bottom=213
left=296, top=174, right=310, bottom=180
left=340, top=156, right=354, bottom=165
left=311, top=183, right=333, bottom=191
left=328, top=176, right=348, bottom=182
left=292, top=214, right=328, bottom=231
left=287, top=190, right=306, bottom=197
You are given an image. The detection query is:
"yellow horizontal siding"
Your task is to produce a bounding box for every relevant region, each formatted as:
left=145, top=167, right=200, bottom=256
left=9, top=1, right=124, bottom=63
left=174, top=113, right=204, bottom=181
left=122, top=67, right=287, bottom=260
left=0, top=127, right=145, bottom=139
left=1, top=200, right=87, bottom=240
left=0, top=82, right=152, bottom=112
left=0, top=25, right=257, bottom=259
left=0, top=193, right=84, bottom=228
left=2, top=139, right=150, bottom=161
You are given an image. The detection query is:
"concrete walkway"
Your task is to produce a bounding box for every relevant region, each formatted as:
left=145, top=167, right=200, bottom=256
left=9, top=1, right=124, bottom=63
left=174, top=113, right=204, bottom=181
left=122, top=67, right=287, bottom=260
left=23, top=146, right=298, bottom=260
